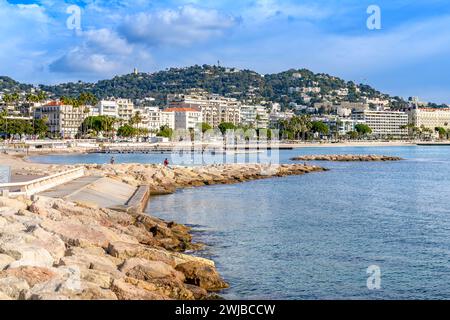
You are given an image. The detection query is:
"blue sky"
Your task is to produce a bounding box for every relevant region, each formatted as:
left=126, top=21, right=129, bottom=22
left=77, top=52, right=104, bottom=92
left=1, top=0, right=450, bottom=103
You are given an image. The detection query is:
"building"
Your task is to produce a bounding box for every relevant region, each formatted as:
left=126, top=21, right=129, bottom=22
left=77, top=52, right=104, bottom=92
left=352, top=110, right=408, bottom=137
left=116, top=99, right=135, bottom=122
left=141, top=107, right=175, bottom=131
left=164, top=107, right=202, bottom=130
left=34, top=101, right=91, bottom=138
left=269, top=110, right=295, bottom=128
left=407, top=107, right=450, bottom=131
left=96, top=100, right=118, bottom=118
left=240, top=105, right=269, bottom=129
left=167, top=90, right=240, bottom=128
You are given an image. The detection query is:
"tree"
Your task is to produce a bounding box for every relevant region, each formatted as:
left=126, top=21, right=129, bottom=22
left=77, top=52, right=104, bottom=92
left=200, top=122, right=212, bottom=133
left=33, top=118, right=48, bottom=137
left=347, top=131, right=359, bottom=140
left=310, top=121, right=329, bottom=136
left=117, top=124, right=137, bottom=138
left=218, top=122, right=236, bottom=134
left=355, top=124, right=372, bottom=137
left=157, top=125, right=173, bottom=138
left=129, top=111, right=143, bottom=128
left=435, top=127, right=447, bottom=139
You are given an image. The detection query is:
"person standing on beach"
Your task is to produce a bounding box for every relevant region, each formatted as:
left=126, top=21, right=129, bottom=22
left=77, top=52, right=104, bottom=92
left=164, top=158, right=169, bottom=167
left=110, top=156, right=115, bottom=165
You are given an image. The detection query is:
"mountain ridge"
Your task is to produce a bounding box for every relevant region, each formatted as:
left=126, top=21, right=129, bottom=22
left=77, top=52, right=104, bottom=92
left=0, top=65, right=408, bottom=109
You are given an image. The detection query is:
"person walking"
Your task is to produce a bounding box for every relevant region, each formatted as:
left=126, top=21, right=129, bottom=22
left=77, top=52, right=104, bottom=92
left=163, top=158, right=169, bottom=167
left=110, top=156, right=115, bottom=165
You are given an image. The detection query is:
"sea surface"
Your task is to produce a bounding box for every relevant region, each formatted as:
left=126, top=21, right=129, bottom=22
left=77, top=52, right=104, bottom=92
left=31, top=146, right=450, bottom=299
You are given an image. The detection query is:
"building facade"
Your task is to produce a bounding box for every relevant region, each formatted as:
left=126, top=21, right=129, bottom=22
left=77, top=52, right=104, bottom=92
left=164, top=107, right=202, bottom=130
left=167, top=90, right=240, bottom=128
left=352, top=110, right=408, bottom=137
left=240, top=105, right=269, bottom=129
left=34, top=102, right=90, bottom=138
left=407, top=107, right=450, bottom=131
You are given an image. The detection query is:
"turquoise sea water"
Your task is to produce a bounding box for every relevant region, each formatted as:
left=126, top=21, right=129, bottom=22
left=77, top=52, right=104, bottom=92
left=31, top=147, right=450, bottom=299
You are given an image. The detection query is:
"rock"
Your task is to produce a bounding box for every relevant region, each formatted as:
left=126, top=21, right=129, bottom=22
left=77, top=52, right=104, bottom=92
left=59, top=247, right=122, bottom=277
left=0, top=198, right=27, bottom=211
left=80, top=269, right=113, bottom=289
left=41, top=219, right=137, bottom=249
left=110, top=278, right=167, bottom=300
left=171, top=252, right=215, bottom=267
left=175, top=261, right=229, bottom=291
left=290, top=154, right=403, bottom=162
left=8, top=247, right=54, bottom=269
left=29, top=227, right=66, bottom=262
left=0, top=292, right=12, bottom=300
left=0, top=266, right=57, bottom=287
left=0, top=276, right=30, bottom=299
left=0, top=254, right=15, bottom=270
left=185, top=284, right=208, bottom=300
left=122, top=259, right=185, bottom=282
left=107, top=242, right=176, bottom=266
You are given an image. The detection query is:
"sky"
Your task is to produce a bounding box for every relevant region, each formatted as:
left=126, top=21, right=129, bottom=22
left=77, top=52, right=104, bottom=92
left=1, top=0, right=450, bottom=103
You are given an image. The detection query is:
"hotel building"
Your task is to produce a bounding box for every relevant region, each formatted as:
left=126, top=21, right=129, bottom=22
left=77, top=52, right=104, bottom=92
left=164, top=107, right=202, bottom=130
left=34, top=101, right=92, bottom=138
left=351, top=110, right=408, bottom=137
left=407, top=107, right=450, bottom=131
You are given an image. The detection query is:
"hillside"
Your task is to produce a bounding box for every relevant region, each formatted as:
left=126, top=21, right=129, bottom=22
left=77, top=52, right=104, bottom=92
left=1, top=65, right=406, bottom=108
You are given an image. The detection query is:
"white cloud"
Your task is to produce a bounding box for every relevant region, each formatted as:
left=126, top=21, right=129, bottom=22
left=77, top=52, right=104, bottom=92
left=119, top=5, right=237, bottom=46
left=49, top=48, right=120, bottom=74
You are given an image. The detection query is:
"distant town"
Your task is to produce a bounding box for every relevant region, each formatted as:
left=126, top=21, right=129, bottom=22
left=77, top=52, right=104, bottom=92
left=1, top=66, right=450, bottom=143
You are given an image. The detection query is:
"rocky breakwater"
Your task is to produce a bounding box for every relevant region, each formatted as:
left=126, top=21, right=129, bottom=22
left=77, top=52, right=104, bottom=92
left=0, top=196, right=228, bottom=300
left=82, top=163, right=328, bottom=195
left=291, top=154, right=404, bottom=162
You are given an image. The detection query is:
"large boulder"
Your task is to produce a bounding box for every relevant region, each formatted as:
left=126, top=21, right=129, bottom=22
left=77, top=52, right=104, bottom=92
left=121, top=259, right=184, bottom=282
left=40, top=219, right=137, bottom=249
left=110, top=278, right=167, bottom=300
left=107, top=241, right=176, bottom=266
left=175, top=261, right=229, bottom=291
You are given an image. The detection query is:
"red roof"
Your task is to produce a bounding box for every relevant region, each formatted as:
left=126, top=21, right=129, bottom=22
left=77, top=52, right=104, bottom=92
left=45, top=101, right=64, bottom=106
left=164, top=107, right=200, bottom=113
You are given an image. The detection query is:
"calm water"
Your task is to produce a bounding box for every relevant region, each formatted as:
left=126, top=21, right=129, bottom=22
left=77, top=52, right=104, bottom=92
left=32, top=147, right=450, bottom=299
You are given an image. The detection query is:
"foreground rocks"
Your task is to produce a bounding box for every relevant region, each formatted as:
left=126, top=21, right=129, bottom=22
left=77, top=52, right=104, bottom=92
left=291, top=154, right=403, bottom=162
left=0, top=196, right=226, bottom=300
left=1, top=162, right=329, bottom=300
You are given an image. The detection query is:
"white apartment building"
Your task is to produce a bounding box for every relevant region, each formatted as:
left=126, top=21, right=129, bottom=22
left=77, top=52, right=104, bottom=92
left=165, top=107, right=202, bottom=130
left=407, top=107, right=450, bottom=131
left=116, top=99, right=135, bottom=122
left=240, top=105, right=269, bottom=129
left=34, top=101, right=91, bottom=138
left=96, top=100, right=119, bottom=118
left=352, top=110, right=408, bottom=137
left=269, top=110, right=295, bottom=128
left=167, top=90, right=240, bottom=128
left=141, top=107, right=175, bottom=131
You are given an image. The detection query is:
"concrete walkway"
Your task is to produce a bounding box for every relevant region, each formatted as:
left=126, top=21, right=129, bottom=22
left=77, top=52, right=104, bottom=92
left=39, top=176, right=137, bottom=208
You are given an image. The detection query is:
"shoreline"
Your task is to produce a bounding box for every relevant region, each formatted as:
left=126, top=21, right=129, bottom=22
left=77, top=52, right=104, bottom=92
left=0, top=152, right=328, bottom=300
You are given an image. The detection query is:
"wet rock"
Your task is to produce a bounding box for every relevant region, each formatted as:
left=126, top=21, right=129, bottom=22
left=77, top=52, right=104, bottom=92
left=175, top=261, right=229, bottom=291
